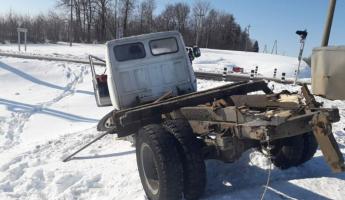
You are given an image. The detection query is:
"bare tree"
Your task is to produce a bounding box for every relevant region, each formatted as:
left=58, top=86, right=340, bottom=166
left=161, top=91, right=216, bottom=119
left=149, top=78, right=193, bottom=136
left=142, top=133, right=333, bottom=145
left=193, top=0, right=210, bottom=46
left=204, top=9, right=217, bottom=48
left=174, top=3, right=190, bottom=34
left=114, top=0, right=119, bottom=38
left=138, top=0, right=155, bottom=33
left=95, top=0, right=110, bottom=41
left=120, top=0, right=135, bottom=37
left=158, top=4, right=176, bottom=31
left=0, top=0, right=254, bottom=52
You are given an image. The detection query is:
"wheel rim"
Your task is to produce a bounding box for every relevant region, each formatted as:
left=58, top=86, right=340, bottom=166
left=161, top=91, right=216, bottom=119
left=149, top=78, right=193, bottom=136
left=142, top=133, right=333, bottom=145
left=140, top=143, right=159, bottom=195
left=104, top=117, right=114, bottom=128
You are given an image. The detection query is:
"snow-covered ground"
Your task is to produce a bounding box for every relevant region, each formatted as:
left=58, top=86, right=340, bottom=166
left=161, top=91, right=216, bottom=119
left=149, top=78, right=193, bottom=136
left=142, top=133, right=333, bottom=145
left=194, top=48, right=310, bottom=79
left=0, top=43, right=344, bottom=200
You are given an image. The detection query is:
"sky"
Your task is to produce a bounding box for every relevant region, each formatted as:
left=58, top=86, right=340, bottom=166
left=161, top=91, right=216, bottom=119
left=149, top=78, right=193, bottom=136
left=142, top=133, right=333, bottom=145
left=0, top=0, right=344, bottom=57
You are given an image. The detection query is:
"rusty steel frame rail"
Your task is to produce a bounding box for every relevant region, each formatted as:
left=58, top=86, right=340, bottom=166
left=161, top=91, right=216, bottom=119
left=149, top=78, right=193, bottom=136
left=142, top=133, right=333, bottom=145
left=112, top=81, right=273, bottom=136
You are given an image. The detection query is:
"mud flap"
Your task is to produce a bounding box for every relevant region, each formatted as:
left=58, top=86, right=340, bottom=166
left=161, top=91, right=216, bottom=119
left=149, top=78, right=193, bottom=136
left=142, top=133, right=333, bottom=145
left=312, top=112, right=345, bottom=172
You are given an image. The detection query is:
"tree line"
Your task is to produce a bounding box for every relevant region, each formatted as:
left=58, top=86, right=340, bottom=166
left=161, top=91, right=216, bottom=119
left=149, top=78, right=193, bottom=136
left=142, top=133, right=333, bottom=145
left=0, top=0, right=259, bottom=52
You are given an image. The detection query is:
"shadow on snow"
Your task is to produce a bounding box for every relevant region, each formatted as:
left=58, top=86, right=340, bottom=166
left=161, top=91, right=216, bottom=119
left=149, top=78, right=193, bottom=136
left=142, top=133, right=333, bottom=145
left=0, top=98, right=98, bottom=123
left=0, top=61, right=93, bottom=95
left=203, top=149, right=345, bottom=199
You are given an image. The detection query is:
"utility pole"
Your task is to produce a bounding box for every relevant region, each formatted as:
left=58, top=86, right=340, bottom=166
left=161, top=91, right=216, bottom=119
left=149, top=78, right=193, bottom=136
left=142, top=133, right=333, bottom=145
left=263, top=44, right=268, bottom=53
left=195, top=13, right=204, bottom=46
left=245, top=24, right=251, bottom=51
left=271, top=40, right=278, bottom=54
left=69, top=0, right=73, bottom=47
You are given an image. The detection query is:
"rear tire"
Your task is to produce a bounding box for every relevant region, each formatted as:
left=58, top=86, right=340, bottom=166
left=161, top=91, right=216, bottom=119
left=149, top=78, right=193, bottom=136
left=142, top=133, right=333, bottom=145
left=298, top=132, right=318, bottom=165
left=268, top=135, right=304, bottom=169
left=163, top=119, right=206, bottom=200
left=265, top=133, right=318, bottom=170
left=136, top=124, right=183, bottom=200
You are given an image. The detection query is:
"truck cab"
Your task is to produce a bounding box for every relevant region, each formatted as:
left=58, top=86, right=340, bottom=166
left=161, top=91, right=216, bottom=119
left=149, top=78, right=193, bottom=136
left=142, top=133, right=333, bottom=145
left=90, top=31, right=198, bottom=109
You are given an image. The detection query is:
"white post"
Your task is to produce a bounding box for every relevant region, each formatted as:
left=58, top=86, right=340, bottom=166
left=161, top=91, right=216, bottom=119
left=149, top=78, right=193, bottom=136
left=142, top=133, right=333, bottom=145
left=281, top=72, right=286, bottom=82
left=273, top=68, right=277, bottom=78
left=222, top=67, right=228, bottom=81
left=250, top=70, right=255, bottom=81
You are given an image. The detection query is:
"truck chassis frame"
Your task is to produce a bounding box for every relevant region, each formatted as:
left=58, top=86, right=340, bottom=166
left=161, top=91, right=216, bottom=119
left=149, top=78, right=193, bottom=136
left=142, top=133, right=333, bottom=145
left=102, top=80, right=344, bottom=172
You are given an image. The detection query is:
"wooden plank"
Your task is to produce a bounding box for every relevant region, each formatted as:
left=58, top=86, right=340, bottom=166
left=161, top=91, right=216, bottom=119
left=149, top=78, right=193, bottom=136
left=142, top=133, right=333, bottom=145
left=230, top=95, right=300, bottom=110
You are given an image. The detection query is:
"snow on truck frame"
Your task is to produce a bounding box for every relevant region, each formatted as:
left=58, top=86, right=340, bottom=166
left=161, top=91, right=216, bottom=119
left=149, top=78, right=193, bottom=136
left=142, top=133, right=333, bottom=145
left=85, top=30, right=345, bottom=200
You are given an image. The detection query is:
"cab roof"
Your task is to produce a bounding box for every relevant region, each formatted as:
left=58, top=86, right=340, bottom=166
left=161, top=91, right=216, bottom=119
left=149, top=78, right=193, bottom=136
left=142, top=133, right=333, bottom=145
left=106, top=31, right=181, bottom=47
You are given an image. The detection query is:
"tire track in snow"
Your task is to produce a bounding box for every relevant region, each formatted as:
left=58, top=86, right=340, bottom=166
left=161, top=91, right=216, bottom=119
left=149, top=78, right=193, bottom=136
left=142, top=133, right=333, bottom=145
left=0, top=64, right=88, bottom=152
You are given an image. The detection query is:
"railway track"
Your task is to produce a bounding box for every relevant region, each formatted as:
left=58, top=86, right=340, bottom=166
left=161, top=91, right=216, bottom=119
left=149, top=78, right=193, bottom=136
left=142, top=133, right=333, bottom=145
left=0, top=51, right=294, bottom=84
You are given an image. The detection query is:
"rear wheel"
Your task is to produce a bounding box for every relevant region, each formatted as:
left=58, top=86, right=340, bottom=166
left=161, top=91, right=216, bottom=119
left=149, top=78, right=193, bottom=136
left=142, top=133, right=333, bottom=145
left=263, top=132, right=318, bottom=170
left=163, top=119, right=206, bottom=200
left=136, top=124, right=183, bottom=200
left=298, top=132, right=318, bottom=165
left=262, top=135, right=304, bottom=170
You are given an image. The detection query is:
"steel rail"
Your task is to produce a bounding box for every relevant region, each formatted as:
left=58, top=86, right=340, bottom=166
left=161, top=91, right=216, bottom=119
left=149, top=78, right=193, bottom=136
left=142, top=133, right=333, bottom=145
left=0, top=51, right=295, bottom=84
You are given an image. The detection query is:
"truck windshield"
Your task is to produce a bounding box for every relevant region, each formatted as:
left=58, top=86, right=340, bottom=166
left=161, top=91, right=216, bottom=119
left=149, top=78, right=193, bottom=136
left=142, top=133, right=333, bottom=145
left=149, top=37, right=178, bottom=56
left=114, top=42, right=146, bottom=61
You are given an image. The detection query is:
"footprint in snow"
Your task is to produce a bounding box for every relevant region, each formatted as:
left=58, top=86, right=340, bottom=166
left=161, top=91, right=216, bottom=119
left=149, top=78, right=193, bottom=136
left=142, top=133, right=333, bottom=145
left=54, top=173, right=83, bottom=193
left=25, top=169, right=46, bottom=190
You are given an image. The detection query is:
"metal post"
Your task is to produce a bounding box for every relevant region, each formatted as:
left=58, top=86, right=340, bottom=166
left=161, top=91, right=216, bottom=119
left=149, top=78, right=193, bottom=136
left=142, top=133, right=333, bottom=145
left=322, top=0, right=337, bottom=47
left=294, top=39, right=305, bottom=84
left=18, top=31, right=21, bottom=52
left=294, top=30, right=308, bottom=85
left=24, top=32, right=27, bottom=52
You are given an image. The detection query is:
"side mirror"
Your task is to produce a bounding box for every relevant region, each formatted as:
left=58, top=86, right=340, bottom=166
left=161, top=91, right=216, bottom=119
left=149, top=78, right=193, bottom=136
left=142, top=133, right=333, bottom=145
left=193, top=46, right=201, bottom=58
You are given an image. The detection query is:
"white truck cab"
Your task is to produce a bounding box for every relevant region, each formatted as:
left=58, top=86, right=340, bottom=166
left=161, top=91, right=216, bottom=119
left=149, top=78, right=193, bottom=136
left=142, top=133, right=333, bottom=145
left=90, top=31, right=199, bottom=110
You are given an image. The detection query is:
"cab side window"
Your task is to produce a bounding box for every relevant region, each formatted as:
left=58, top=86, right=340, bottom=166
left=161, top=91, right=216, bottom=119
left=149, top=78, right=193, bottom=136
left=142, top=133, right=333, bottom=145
left=149, top=37, right=179, bottom=56
left=114, top=42, right=146, bottom=61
